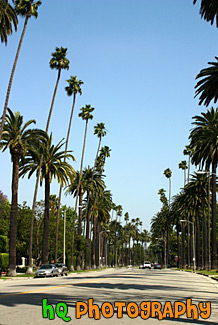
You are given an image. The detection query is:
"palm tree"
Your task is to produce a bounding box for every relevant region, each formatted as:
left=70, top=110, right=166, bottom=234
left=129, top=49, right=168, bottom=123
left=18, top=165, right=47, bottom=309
left=67, top=167, right=105, bottom=270
left=70, top=105, right=94, bottom=271
left=179, top=160, right=187, bottom=187
left=193, top=0, right=218, bottom=27
left=46, top=47, right=70, bottom=129
left=83, top=122, right=107, bottom=270
left=0, top=0, right=41, bottom=142
left=26, top=46, right=70, bottom=273
left=163, top=168, right=172, bottom=204
left=0, top=0, right=18, bottom=45
left=183, top=145, right=191, bottom=183
left=55, top=75, right=83, bottom=263
left=189, top=108, right=218, bottom=269
left=20, top=134, right=76, bottom=264
left=0, top=108, right=44, bottom=276
left=194, top=57, right=218, bottom=107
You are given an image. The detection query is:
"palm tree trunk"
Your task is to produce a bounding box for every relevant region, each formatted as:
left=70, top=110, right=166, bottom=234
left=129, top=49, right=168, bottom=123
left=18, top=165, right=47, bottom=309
left=0, top=15, right=29, bottom=142
left=8, top=154, right=19, bottom=276
left=202, top=196, right=208, bottom=270
left=55, top=93, right=76, bottom=263
left=42, top=175, right=50, bottom=264
left=176, top=222, right=181, bottom=268
left=76, top=189, right=83, bottom=270
left=70, top=120, right=89, bottom=270
left=27, top=69, right=61, bottom=273
left=181, top=221, right=185, bottom=268
left=96, top=221, right=100, bottom=268
left=211, top=159, right=217, bottom=269
left=195, top=203, right=200, bottom=270
left=85, top=192, right=91, bottom=270
left=92, top=216, right=97, bottom=268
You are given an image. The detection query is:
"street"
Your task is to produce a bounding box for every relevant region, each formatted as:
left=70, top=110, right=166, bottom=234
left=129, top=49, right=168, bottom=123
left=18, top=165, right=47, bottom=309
left=0, top=268, right=218, bottom=324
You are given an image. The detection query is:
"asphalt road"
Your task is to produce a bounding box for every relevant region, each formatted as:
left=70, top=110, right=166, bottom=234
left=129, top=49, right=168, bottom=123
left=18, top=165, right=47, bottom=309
left=0, top=268, right=218, bottom=324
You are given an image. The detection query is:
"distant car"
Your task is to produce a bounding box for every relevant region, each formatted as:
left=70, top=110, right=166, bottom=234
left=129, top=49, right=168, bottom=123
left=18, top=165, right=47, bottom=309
left=55, top=263, right=68, bottom=276
left=154, top=263, right=162, bottom=269
left=35, top=264, right=59, bottom=277
left=143, top=261, right=151, bottom=269
left=139, top=264, right=143, bottom=269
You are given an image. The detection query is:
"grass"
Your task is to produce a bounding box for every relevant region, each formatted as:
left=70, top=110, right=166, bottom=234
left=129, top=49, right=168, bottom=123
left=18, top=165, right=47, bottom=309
left=176, top=268, right=218, bottom=276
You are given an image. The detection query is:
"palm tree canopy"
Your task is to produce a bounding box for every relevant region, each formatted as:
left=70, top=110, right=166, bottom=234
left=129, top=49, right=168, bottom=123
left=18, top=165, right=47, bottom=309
left=178, top=160, right=187, bottom=170
left=49, top=46, right=70, bottom=71
left=193, top=0, right=218, bottom=27
left=163, top=168, right=172, bottom=178
left=189, top=107, right=218, bottom=168
left=94, top=122, right=107, bottom=139
left=66, top=166, right=105, bottom=198
left=0, top=108, right=44, bottom=156
left=194, top=57, right=218, bottom=107
left=183, top=144, right=191, bottom=156
left=0, top=0, right=18, bottom=45
left=20, top=133, right=76, bottom=186
left=65, top=75, right=83, bottom=96
left=15, top=0, right=41, bottom=18
left=79, top=105, right=94, bottom=121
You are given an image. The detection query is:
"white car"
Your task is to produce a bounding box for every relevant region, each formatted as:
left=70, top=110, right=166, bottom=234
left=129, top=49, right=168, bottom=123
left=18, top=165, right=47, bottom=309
left=143, top=261, right=151, bottom=269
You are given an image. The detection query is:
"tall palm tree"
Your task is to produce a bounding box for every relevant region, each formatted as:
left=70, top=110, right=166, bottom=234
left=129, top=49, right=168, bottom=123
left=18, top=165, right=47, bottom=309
left=193, top=0, right=218, bottom=27
left=0, top=108, right=45, bottom=276
left=55, top=75, right=83, bottom=263
left=0, top=0, right=41, bottom=142
left=189, top=108, right=218, bottom=269
left=183, top=145, right=191, bottom=183
left=26, top=46, right=70, bottom=273
left=46, top=47, right=70, bottom=128
left=70, top=105, right=94, bottom=271
left=163, top=168, right=172, bottom=204
left=20, top=134, right=76, bottom=264
left=179, top=160, right=187, bottom=187
left=0, top=0, right=18, bottom=45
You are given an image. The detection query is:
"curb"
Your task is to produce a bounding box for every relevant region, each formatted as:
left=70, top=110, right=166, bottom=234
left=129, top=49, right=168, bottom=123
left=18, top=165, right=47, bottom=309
left=177, top=269, right=218, bottom=281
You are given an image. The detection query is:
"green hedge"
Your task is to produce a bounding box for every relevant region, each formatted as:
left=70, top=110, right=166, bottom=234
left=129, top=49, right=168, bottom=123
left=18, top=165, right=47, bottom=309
left=16, top=266, right=28, bottom=273
left=0, top=253, right=9, bottom=272
left=0, top=235, right=9, bottom=253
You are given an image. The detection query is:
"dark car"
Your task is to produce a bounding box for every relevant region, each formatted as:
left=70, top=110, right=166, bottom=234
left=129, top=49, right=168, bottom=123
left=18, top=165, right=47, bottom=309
left=154, top=263, right=162, bottom=269
left=55, top=263, right=68, bottom=276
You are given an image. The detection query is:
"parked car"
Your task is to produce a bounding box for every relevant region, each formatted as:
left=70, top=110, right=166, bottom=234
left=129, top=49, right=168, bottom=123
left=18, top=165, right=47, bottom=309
left=35, top=264, right=59, bottom=277
left=154, top=263, right=162, bottom=269
left=143, top=261, right=151, bottom=269
left=55, top=263, right=68, bottom=276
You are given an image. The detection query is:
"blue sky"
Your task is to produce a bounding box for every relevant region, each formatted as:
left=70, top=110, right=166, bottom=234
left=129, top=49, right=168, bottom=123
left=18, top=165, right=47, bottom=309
left=1, top=0, right=218, bottom=230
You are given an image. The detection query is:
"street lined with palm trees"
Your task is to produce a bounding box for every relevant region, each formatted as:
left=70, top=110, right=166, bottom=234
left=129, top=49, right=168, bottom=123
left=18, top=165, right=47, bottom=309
left=3, top=1, right=218, bottom=324
left=1, top=268, right=218, bottom=324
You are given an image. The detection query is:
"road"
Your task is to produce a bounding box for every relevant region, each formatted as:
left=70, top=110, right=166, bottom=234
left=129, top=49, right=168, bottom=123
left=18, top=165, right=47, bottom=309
left=0, top=268, right=218, bottom=324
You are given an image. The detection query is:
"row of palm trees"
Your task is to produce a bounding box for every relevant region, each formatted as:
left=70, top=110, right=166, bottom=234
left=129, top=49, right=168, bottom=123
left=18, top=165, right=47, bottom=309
left=150, top=1, right=218, bottom=270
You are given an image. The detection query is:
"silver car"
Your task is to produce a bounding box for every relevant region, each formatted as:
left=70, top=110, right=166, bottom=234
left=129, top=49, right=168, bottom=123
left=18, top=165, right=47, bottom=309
left=35, top=264, right=59, bottom=277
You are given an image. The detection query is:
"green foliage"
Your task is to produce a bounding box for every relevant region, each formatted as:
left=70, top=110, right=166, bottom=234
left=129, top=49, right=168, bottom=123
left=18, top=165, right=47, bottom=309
left=0, top=235, right=8, bottom=253
left=0, top=253, right=9, bottom=271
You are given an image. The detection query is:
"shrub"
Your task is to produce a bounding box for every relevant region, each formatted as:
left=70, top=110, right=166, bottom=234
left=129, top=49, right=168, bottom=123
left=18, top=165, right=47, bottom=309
left=0, top=253, right=9, bottom=272
left=16, top=266, right=28, bottom=273
left=0, top=235, right=9, bottom=253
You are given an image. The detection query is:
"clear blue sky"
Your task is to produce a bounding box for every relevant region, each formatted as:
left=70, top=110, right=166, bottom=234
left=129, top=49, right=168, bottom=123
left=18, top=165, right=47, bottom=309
left=1, top=0, right=217, bottom=230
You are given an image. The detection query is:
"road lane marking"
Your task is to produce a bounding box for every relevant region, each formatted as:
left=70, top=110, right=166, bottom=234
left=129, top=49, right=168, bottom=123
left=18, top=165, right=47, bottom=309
left=0, top=278, right=109, bottom=298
